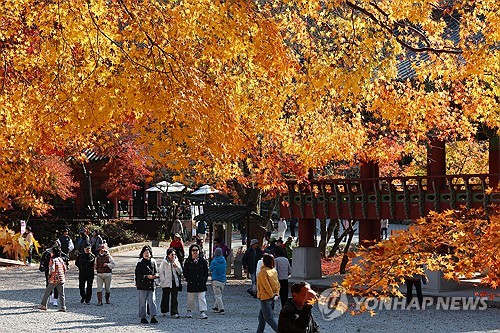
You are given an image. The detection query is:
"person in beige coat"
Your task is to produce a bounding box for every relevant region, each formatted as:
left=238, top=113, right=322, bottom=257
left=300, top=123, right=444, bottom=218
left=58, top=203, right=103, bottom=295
left=158, top=248, right=183, bottom=318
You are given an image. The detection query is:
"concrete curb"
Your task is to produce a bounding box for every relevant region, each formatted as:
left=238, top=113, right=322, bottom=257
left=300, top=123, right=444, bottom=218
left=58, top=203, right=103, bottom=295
left=108, top=241, right=170, bottom=254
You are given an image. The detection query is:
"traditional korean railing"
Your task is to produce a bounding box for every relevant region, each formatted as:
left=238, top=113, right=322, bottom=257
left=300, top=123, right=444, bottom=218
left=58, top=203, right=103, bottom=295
left=280, top=174, right=500, bottom=220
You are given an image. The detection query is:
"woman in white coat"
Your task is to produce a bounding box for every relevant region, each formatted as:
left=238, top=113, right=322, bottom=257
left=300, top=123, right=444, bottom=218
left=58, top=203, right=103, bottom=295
left=277, top=218, right=287, bottom=241
left=159, top=248, right=183, bottom=318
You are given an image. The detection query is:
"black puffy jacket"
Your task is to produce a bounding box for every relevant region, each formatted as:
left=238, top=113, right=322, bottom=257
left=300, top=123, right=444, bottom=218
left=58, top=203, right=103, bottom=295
left=183, top=257, right=208, bottom=292
left=135, top=258, right=158, bottom=291
left=76, top=252, right=95, bottom=276
left=242, top=247, right=263, bottom=274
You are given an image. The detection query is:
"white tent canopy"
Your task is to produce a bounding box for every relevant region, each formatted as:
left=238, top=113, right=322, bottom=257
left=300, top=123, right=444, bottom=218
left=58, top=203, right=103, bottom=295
left=146, top=181, right=191, bottom=193
left=192, top=185, right=220, bottom=195
left=146, top=186, right=163, bottom=192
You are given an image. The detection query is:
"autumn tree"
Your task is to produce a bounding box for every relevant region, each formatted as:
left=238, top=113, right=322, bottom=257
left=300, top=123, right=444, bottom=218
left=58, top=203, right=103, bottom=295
left=1, top=0, right=499, bottom=222
left=99, top=133, right=154, bottom=201
left=0, top=226, right=40, bottom=262
left=343, top=207, right=500, bottom=299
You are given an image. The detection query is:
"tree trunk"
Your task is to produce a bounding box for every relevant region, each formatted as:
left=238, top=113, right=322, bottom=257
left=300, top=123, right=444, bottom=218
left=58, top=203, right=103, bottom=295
left=230, top=180, right=268, bottom=243
left=327, top=219, right=338, bottom=244
left=340, top=227, right=356, bottom=274
left=82, top=164, right=96, bottom=219
left=319, top=219, right=339, bottom=257
left=328, top=220, right=355, bottom=258
left=318, top=219, right=327, bottom=257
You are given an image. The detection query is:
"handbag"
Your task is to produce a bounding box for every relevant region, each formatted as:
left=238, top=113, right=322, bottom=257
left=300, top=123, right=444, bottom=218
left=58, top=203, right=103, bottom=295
left=170, top=263, right=183, bottom=291
left=38, top=260, right=45, bottom=272
left=176, top=272, right=183, bottom=292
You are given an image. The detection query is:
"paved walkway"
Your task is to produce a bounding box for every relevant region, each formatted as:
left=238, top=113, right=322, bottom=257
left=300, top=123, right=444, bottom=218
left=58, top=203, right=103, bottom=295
left=0, top=246, right=498, bottom=333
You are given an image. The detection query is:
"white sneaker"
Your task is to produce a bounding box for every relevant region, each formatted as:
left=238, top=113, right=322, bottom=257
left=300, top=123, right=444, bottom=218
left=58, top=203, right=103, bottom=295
left=186, top=311, right=192, bottom=318
left=199, top=312, right=208, bottom=319
left=53, top=299, right=58, bottom=307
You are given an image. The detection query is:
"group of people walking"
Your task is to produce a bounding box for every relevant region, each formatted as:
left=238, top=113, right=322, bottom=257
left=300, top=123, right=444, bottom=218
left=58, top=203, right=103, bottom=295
left=134, top=242, right=228, bottom=323
left=35, top=229, right=319, bottom=332
left=241, top=237, right=319, bottom=332
left=38, top=228, right=113, bottom=312
left=135, top=239, right=318, bottom=332
left=248, top=240, right=318, bottom=333
left=35, top=226, right=225, bottom=323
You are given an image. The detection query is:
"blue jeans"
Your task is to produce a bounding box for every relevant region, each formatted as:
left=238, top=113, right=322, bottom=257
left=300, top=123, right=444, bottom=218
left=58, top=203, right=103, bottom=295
left=249, top=272, right=256, bottom=293
left=257, top=299, right=278, bottom=333
left=138, top=289, right=157, bottom=318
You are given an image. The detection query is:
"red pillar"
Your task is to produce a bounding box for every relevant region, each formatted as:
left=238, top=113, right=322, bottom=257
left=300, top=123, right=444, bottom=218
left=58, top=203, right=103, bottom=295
left=298, top=218, right=315, bottom=247
left=427, top=139, right=446, bottom=188
left=489, top=135, right=500, bottom=189
left=359, top=162, right=381, bottom=246
left=359, top=220, right=381, bottom=246
left=359, top=161, right=379, bottom=183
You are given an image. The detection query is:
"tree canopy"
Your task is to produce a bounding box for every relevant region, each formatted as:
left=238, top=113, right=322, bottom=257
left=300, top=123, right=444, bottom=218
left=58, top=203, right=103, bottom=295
left=1, top=0, right=500, bottom=212
left=343, top=207, right=500, bottom=300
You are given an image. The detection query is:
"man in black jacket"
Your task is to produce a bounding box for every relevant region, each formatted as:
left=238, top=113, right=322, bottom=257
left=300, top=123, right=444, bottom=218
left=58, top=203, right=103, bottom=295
left=75, top=244, right=95, bottom=304
left=58, top=229, right=73, bottom=256
left=278, top=281, right=320, bottom=333
left=242, top=239, right=262, bottom=297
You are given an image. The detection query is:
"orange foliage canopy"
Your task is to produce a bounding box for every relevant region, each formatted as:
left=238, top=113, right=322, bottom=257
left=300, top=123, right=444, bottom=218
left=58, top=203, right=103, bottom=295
left=343, top=208, right=500, bottom=299
left=1, top=0, right=500, bottom=211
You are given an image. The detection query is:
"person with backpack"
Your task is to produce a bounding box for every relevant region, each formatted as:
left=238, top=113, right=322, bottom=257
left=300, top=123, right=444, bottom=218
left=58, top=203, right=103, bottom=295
left=39, top=240, right=69, bottom=307
left=39, top=245, right=58, bottom=306
left=39, top=247, right=67, bottom=312
left=90, top=230, right=103, bottom=256
left=75, top=243, right=95, bottom=304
